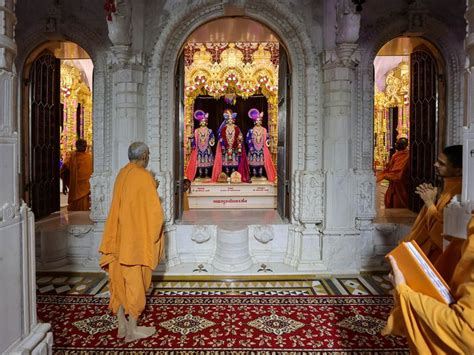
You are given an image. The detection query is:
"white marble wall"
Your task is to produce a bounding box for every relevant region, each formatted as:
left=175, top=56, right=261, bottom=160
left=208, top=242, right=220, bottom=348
left=0, top=0, right=53, bottom=352
left=463, top=0, right=474, bottom=204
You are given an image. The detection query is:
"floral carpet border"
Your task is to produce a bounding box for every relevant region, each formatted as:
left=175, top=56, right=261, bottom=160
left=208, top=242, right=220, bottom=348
left=37, top=294, right=395, bottom=306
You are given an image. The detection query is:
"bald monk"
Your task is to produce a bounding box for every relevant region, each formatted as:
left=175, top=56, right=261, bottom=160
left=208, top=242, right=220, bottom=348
left=383, top=213, right=474, bottom=354
left=377, top=138, right=410, bottom=208
left=60, top=138, right=93, bottom=211
left=403, top=145, right=462, bottom=262
left=99, top=142, right=165, bottom=342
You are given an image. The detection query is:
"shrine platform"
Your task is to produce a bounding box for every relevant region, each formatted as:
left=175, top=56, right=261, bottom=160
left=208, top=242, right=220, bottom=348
left=179, top=209, right=285, bottom=226
left=188, top=181, right=277, bottom=209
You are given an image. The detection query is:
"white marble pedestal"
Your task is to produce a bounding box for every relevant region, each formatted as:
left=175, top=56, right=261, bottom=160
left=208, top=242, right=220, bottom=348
left=212, top=226, right=253, bottom=272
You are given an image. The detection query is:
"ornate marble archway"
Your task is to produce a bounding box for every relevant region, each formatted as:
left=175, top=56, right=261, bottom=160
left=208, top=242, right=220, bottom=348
left=356, top=15, right=464, bottom=172
left=145, top=0, right=323, bottom=225
left=15, top=21, right=109, bottom=223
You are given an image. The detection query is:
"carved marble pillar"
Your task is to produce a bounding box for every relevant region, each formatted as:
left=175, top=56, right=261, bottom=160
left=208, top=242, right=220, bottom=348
left=0, top=1, right=53, bottom=352
left=284, top=171, right=326, bottom=272
left=322, top=6, right=361, bottom=232
left=319, top=0, right=362, bottom=273
left=283, top=57, right=327, bottom=271
left=463, top=0, right=474, bottom=205
left=110, top=62, right=146, bottom=172
left=86, top=1, right=145, bottom=267
left=85, top=59, right=145, bottom=267
left=444, top=0, right=474, bottom=237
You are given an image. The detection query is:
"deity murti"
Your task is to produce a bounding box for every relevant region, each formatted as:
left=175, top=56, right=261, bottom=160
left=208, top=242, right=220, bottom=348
left=185, top=110, right=215, bottom=180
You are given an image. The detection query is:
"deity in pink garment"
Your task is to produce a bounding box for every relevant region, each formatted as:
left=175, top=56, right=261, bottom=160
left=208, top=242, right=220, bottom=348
left=185, top=110, right=215, bottom=181
left=245, top=108, right=276, bottom=182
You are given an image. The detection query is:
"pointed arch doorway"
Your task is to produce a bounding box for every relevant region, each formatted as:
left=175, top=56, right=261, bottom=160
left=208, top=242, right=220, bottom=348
left=374, top=37, right=446, bottom=216
left=21, top=42, right=94, bottom=220
left=174, top=18, right=291, bottom=222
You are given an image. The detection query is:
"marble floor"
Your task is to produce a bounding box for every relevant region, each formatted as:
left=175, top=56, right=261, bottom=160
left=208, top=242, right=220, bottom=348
left=36, top=272, right=394, bottom=297
left=35, top=209, right=93, bottom=228
left=374, top=182, right=418, bottom=224
left=41, top=185, right=417, bottom=228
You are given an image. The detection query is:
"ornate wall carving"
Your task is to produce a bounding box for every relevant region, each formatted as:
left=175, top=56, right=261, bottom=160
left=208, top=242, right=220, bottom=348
left=0, top=135, right=19, bottom=216
left=299, top=171, right=325, bottom=224
left=191, top=225, right=214, bottom=244
left=0, top=71, right=14, bottom=137
left=355, top=171, right=375, bottom=219
left=251, top=225, right=274, bottom=244
left=90, top=172, right=112, bottom=221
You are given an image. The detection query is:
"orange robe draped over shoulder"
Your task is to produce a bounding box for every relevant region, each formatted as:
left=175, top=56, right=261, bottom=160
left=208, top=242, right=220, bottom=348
left=377, top=149, right=410, bottom=208
left=383, top=215, right=474, bottom=354
left=61, top=151, right=92, bottom=211
left=98, top=163, right=165, bottom=318
left=403, top=176, right=462, bottom=262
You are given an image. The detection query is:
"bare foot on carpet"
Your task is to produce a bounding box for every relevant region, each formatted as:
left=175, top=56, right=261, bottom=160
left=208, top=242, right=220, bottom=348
left=125, top=325, right=156, bottom=342
left=125, top=316, right=156, bottom=342
left=117, top=306, right=127, bottom=338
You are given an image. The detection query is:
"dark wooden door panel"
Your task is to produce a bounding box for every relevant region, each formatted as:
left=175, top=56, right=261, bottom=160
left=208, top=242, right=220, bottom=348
left=30, top=53, right=61, bottom=219
left=409, top=50, right=438, bottom=212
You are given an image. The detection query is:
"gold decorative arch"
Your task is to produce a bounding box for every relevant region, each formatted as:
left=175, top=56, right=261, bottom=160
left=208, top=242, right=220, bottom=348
left=374, top=60, right=410, bottom=169
left=184, top=42, right=279, bottom=170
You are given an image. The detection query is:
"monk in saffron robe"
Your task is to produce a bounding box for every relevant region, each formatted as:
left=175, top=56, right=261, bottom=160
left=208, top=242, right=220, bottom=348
left=377, top=138, right=410, bottom=208
left=403, top=145, right=463, bottom=262
left=99, top=142, right=165, bottom=342
left=60, top=139, right=93, bottom=211
left=383, top=213, right=474, bottom=354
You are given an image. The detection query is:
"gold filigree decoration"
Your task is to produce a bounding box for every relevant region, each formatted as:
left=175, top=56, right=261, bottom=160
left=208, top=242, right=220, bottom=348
left=184, top=42, right=279, bottom=171
left=60, top=63, right=93, bottom=162
left=374, top=60, right=410, bottom=169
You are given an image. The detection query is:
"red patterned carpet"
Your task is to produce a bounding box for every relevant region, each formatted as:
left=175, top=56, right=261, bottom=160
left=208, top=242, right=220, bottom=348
left=37, top=294, right=408, bottom=354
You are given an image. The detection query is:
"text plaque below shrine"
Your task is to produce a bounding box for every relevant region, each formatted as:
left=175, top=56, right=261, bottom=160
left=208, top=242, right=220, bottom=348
left=189, top=182, right=277, bottom=209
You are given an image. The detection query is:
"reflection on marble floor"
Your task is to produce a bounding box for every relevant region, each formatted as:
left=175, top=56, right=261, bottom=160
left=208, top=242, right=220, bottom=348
left=374, top=181, right=417, bottom=224
left=36, top=272, right=394, bottom=297
left=35, top=209, right=93, bottom=227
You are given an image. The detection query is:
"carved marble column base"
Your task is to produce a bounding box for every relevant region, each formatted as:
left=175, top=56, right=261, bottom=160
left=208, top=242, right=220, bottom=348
left=212, top=227, right=252, bottom=272
left=164, top=226, right=182, bottom=267
left=322, top=231, right=361, bottom=274
left=284, top=225, right=326, bottom=272
left=79, top=227, right=103, bottom=269
left=35, top=227, right=69, bottom=269
left=6, top=323, right=53, bottom=355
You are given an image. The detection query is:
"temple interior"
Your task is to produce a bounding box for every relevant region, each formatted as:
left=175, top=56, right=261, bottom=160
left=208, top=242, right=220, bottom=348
left=1, top=0, right=474, bottom=352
